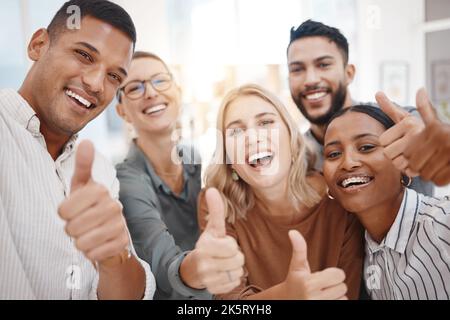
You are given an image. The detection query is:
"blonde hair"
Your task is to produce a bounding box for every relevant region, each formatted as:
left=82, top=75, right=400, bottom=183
left=204, top=84, right=321, bottom=223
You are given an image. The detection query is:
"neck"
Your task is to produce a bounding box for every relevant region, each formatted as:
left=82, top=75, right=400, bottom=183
left=253, top=179, right=294, bottom=218
left=310, top=89, right=353, bottom=145
left=354, top=187, right=405, bottom=244
left=136, top=130, right=180, bottom=174
left=18, top=83, right=71, bottom=161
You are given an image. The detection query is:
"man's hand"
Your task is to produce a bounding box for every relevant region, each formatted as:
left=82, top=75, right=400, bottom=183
left=402, top=89, right=450, bottom=186
left=377, top=92, right=424, bottom=175
left=58, top=140, right=130, bottom=265
left=282, top=230, right=347, bottom=300
left=188, top=188, right=245, bottom=295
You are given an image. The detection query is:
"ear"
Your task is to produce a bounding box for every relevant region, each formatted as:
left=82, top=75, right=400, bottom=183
left=115, top=103, right=132, bottom=124
left=28, top=29, right=50, bottom=62
left=344, top=63, right=356, bottom=86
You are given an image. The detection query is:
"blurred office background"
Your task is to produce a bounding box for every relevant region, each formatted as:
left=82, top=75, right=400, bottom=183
left=1, top=0, right=449, bottom=194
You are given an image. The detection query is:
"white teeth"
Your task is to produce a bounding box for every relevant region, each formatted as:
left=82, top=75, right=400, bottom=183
left=341, top=176, right=371, bottom=188
left=144, top=104, right=167, bottom=115
left=305, top=92, right=327, bottom=100
left=65, top=90, right=92, bottom=108
left=248, top=151, right=273, bottom=164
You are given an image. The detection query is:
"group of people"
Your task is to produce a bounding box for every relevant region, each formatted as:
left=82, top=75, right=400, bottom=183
left=1, top=0, right=449, bottom=300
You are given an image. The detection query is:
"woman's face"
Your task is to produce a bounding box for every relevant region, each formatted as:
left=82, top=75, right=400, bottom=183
left=118, top=57, right=181, bottom=134
left=224, top=95, right=292, bottom=191
left=323, top=111, right=403, bottom=213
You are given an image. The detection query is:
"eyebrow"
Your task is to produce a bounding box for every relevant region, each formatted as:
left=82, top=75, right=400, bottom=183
left=289, top=55, right=335, bottom=67
left=225, top=112, right=277, bottom=128
left=324, top=133, right=379, bottom=148
left=75, top=42, right=128, bottom=78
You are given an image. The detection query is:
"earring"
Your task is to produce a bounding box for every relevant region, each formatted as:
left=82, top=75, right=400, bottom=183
left=401, top=175, right=412, bottom=187
left=327, top=189, right=335, bottom=200
left=231, top=169, right=239, bottom=181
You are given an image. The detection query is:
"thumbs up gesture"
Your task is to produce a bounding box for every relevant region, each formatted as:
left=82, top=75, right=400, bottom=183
left=188, top=188, right=245, bottom=294
left=402, top=89, right=450, bottom=186
left=282, top=230, right=347, bottom=300
left=377, top=92, right=425, bottom=174
left=58, top=140, right=130, bottom=265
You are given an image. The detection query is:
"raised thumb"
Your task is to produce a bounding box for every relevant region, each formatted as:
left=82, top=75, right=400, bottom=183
left=375, top=91, right=408, bottom=124
left=71, top=140, right=94, bottom=193
left=204, top=188, right=226, bottom=238
left=416, top=88, right=438, bottom=126
left=288, top=230, right=311, bottom=274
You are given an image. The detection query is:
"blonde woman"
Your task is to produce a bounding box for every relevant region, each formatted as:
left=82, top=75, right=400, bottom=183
left=198, top=84, right=364, bottom=300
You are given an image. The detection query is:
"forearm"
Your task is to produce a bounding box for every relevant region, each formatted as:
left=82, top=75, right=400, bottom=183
left=97, top=256, right=146, bottom=300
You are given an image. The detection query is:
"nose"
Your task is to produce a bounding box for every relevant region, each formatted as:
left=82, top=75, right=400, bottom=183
left=82, top=66, right=105, bottom=96
left=304, top=67, right=320, bottom=87
left=144, top=81, right=158, bottom=99
left=341, top=149, right=362, bottom=171
left=246, top=128, right=265, bottom=147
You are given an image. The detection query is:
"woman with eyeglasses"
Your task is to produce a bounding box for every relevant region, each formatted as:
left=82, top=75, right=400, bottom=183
left=115, top=52, right=244, bottom=299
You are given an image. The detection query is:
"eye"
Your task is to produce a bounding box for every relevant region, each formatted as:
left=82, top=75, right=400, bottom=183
left=154, top=79, right=169, bottom=85
left=76, top=50, right=93, bottom=63
left=326, top=150, right=341, bottom=159
left=359, top=144, right=376, bottom=152
left=318, top=63, right=331, bottom=68
left=128, top=85, right=140, bottom=92
left=289, top=66, right=304, bottom=74
left=259, top=119, right=274, bottom=126
left=108, top=73, right=122, bottom=84
left=227, top=127, right=244, bottom=137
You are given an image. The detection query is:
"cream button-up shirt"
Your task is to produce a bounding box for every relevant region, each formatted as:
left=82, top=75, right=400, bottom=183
left=0, top=89, right=155, bottom=300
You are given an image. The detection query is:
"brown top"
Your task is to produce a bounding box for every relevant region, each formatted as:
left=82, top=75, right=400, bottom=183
left=197, top=191, right=364, bottom=300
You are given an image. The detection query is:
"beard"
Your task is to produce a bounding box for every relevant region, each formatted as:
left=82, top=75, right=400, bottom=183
left=292, top=83, right=347, bottom=126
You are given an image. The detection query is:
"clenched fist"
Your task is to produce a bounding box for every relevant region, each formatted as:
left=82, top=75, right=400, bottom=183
left=281, top=230, right=348, bottom=300
left=181, top=188, right=245, bottom=295
left=58, top=140, right=130, bottom=265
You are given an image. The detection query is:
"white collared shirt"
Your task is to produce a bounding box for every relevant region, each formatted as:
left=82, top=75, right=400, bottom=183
left=0, top=89, right=155, bottom=300
left=364, top=188, right=450, bottom=300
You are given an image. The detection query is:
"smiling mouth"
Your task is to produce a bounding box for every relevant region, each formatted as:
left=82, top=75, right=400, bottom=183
left=338, top=175, right=374, bottom=189
left=247, top=151, right=274, bottom=168
left=302, top=90, right=330, bottom=102
left=143, top=104, right=167, bottom=115
left=65, top=89, right=95, bottom=109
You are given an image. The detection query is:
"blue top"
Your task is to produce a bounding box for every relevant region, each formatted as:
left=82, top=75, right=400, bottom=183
left=116, top=140, right=211, bottom=300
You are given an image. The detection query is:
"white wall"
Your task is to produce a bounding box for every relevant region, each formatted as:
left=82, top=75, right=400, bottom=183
left=113, top=0, right=171, bottom=59
left=354, top=0, right=425, bottom=105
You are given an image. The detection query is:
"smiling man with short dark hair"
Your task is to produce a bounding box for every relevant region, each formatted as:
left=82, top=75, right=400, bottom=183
left=0, top=0, right=154, bottom=299
left=287, top=19, right=434, bottom=197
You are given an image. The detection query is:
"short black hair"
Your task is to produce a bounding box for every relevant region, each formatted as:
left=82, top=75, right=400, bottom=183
left=288, top=20, right=349, bottom=65
left=327, top=104, right=395, bottom=131
left=47, top=0, right=136, bottom=46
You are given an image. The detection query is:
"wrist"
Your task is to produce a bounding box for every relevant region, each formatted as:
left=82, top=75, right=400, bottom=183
left=180, top=250, right=205, bottom=290
left=98, top=246, right=132, bottom=270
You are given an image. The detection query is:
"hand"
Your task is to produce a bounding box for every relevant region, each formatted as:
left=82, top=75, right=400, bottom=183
left=402, top=89, right=450, bottom=186
left=282, top=230, right=347, bottom=300
left=192, top=188, right=245, bottom=295
left=58, top=140, right=130, bottom=265
left=376, top=91, right=424, bottom=176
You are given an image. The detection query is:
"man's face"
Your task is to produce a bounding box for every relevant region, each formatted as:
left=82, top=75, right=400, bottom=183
left=287, top=36, right=354, bottom=126
left=27, top=16, right=134, bottom=137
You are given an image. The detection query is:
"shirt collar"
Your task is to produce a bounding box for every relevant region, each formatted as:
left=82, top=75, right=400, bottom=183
left=125, top=140, right=198, bottom=192
left=0, top=89, right=79, bottom=154
left=365, top=188, right=420, bottom=254
left=0, top=89, right=38, bottom=132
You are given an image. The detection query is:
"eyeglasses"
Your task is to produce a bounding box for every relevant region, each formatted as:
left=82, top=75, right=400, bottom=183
left=117, top=72, right=173, bottom=101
